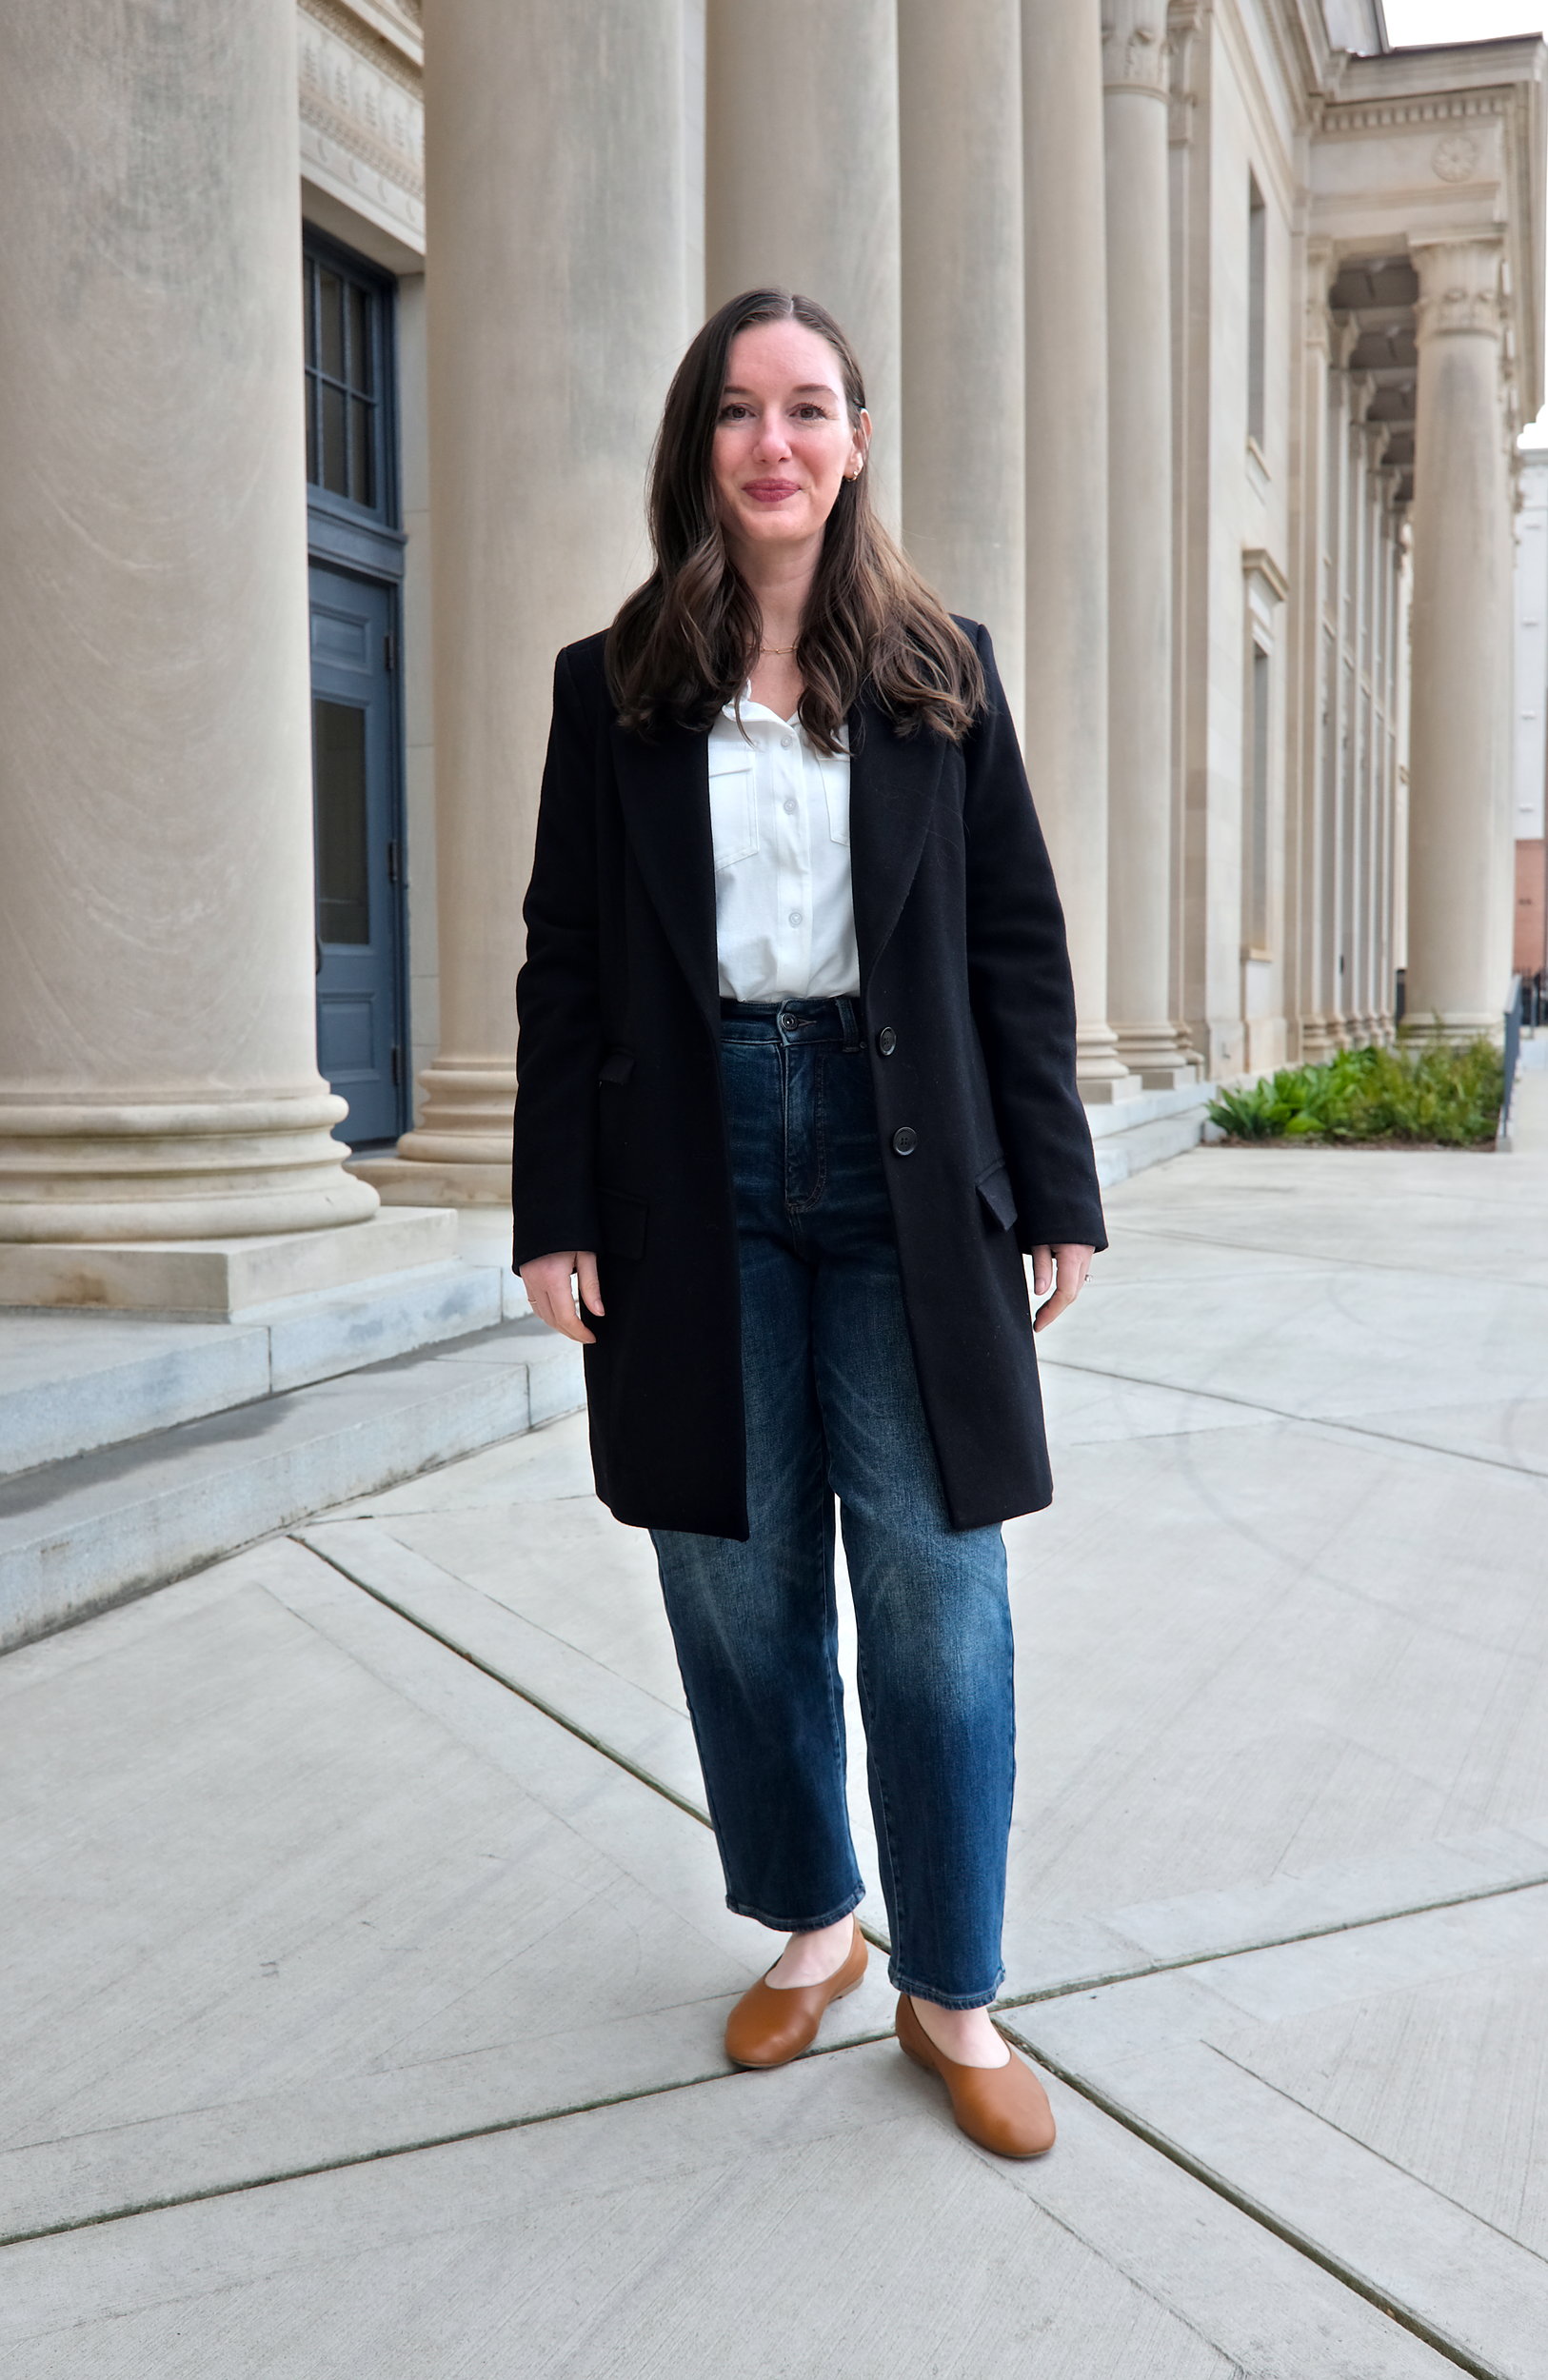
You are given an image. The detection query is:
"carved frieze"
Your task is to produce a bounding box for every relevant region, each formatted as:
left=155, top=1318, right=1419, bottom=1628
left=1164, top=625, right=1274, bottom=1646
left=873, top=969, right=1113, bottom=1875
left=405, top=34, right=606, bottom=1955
left=297, top=0, right=425, bottom=249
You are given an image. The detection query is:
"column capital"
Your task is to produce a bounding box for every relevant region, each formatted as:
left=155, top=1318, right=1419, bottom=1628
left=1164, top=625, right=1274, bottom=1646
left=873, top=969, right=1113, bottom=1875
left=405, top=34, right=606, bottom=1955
left=1165, top=0, right=1204, bottom=143
left=1411, top=234, right=1504, bottom=343
left=1101, top=0, right=1169, bottom=100
left=1304, top=241, right=1336, bottom=355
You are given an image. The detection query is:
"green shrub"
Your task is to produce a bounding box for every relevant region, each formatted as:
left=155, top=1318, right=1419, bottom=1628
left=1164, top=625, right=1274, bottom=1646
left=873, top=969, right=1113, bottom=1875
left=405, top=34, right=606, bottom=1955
left=1207, top=1039, right=1504, bottom=1148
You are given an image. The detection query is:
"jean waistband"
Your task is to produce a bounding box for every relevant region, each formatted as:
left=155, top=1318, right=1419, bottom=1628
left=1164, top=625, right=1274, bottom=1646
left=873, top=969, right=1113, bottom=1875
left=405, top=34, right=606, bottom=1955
left=719, top=995, right=863, bottom=1051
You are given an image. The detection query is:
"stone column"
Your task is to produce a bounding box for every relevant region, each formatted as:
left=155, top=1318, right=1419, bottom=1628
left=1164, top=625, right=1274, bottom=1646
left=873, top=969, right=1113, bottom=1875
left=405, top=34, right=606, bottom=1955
left=367, top=0, right=690, bottom=1201
left=1288, top=243, right=1336, bottom=1061
left=1322, top=330, right=1356, bottom=1044
left=0, top=0, right=375, bottom=1242
left=1021, top=0, right=1130, bottom=1095
left=1404, top=236, right=1512, bottom=1041
left=1101, top=0, right=1192, bottom=1085
left=705, top=0, right=903, bottom=530
left=1374, top=474, right=1402, bottom=1037
left=1343, top=387, right=1374, bottom=1042
left=897, top=0, right=1024, bottom=718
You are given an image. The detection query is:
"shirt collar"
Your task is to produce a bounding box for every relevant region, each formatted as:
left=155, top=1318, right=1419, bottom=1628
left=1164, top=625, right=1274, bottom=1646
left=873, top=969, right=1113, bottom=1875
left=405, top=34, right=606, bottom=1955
left=720, top=684, right=800, bottom=732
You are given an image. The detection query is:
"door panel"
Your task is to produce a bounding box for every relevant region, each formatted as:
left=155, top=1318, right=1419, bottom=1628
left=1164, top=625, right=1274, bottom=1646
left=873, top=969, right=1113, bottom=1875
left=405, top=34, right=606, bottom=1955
left=308, top=565, right=405, bottom=1145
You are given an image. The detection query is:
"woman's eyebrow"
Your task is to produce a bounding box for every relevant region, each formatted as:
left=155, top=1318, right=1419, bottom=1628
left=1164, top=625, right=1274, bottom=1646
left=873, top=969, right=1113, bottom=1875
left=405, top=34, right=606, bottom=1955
left=719, top=383, right=841, bottom=399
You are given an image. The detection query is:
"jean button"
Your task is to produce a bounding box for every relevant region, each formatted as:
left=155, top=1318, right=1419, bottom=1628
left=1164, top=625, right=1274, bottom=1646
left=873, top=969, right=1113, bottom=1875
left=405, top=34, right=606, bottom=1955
left=891, top=1125, right=918, bottom=1157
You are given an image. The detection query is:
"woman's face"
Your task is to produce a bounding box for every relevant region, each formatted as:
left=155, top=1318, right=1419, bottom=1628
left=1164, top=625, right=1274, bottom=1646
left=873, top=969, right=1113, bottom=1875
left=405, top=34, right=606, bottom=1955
left=711, top=320, right=869, bottom=562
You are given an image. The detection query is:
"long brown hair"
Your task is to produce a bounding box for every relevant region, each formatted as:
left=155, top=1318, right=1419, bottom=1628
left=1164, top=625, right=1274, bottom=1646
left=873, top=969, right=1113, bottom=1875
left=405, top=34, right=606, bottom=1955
left=606, top=288, right=984, bottom=750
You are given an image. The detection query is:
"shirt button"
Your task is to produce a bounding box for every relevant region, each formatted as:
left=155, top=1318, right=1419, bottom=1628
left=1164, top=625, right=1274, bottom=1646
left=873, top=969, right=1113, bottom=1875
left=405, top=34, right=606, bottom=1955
left=891, top=1126, right=918, bottom=1157
left=784, top=798, right=798, bottom=814
left=788, top=910, right=803, bottom=926
left=877, top=1026, right=897, bottom=1057
left=781, top=734, right=794, bottom=750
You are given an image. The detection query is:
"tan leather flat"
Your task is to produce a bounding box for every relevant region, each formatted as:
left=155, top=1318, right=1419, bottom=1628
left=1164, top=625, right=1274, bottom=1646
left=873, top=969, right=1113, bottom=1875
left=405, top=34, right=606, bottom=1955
left=896, top=1993, right=1056, bottom=2158
left=724, top=1920, right=868, bottom=2068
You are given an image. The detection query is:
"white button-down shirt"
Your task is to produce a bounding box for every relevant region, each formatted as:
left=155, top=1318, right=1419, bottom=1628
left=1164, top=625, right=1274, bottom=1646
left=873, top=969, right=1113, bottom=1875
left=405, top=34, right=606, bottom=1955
left=706, top=689, right=859, bottom=1001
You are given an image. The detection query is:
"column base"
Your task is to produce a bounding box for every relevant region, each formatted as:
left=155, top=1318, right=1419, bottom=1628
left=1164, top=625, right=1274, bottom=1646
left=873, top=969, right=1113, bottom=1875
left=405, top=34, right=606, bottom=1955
left=354, top=1059, right=516, bottom=1207
left=1113, top=1027, right=1201, bottom=1093
left=1074, top=1026, right=1140, bottom=1103
left=352, top=1153, right=511, bottom=1207
left=1297, top=1017, right=1338, bottom=1063
left=0, top=1207, right=454, bottom=1319
left=1398, top=1010, right=1504, bottom=1047
left=1079, top=1069, right=1143, bottom=1103
left=0, top=1090, right=378, bottom=1242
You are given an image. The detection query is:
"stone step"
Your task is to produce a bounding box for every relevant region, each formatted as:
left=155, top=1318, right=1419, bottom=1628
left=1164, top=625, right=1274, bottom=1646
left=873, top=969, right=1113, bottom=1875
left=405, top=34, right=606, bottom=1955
left=0, top=1319, right=584, bottom=1653
left=1087, top=1084, right=1213, bottom=1188
left=0, top=1259, right=526, bottom=1480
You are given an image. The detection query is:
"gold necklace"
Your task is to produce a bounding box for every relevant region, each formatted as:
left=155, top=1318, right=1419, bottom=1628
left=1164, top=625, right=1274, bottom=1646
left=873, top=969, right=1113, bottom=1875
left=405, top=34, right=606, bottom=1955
left=759, top=643, right=798, bottom=657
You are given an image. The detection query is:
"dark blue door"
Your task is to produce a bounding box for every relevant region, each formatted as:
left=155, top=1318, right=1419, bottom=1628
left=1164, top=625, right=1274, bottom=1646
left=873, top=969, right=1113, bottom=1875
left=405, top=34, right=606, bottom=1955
left=309, top=564, right=406, bottom=1146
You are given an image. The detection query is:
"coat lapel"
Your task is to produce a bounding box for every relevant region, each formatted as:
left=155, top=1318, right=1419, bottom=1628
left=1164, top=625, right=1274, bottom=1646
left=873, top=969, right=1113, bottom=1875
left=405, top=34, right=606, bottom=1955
left=611, top=717, right=722, bottom=1035
left=848, top=692, right=946, bottom=983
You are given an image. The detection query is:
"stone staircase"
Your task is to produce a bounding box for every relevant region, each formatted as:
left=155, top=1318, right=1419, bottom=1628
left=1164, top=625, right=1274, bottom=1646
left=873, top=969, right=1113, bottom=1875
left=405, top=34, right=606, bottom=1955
left=0, top=1245, right=584, bottom=1652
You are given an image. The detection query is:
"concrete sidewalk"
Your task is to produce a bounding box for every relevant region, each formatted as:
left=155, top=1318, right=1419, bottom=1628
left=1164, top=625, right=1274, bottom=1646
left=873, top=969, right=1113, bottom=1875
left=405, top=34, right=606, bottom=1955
left=5, top=1087, right=1548, bottom=2376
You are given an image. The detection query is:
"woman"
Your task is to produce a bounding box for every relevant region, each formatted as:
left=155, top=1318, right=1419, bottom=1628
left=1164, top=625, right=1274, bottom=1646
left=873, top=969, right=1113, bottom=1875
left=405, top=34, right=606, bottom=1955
left=514, top=288, right=1104, bottom=2159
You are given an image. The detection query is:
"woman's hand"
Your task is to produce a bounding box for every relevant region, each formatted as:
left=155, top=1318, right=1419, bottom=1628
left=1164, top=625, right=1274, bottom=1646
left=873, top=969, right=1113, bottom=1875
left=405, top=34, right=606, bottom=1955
left=520, top=1251, right=604, bottom=1344
left=1031, top=1243, right=1094, bottom=1333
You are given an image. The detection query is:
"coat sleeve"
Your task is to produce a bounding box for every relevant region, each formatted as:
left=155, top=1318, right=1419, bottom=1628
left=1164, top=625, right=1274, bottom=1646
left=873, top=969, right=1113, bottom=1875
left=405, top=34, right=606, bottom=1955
left=963, top=623, right=1108, bottom=1254
left=512, top=645, right=603, bottom=1269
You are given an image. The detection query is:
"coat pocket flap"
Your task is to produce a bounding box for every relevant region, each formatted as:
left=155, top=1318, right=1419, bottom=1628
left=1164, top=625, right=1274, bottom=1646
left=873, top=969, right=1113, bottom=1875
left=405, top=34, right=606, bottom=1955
left=597, top=1187, right=648, bottom=1259
left=975, top=1160, right=1018, bottom=1232
left=598, top=1048, right=635, bottom=1085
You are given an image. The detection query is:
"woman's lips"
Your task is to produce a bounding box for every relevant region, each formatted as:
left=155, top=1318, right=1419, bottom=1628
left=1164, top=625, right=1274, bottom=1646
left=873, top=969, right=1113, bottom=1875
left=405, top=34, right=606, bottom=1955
left=744, top=479, right=801, bottom=502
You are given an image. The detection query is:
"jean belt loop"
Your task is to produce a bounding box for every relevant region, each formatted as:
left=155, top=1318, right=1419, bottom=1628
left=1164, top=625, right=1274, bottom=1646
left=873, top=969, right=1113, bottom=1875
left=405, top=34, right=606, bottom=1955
left=839, top=994, right=861, bottom=1053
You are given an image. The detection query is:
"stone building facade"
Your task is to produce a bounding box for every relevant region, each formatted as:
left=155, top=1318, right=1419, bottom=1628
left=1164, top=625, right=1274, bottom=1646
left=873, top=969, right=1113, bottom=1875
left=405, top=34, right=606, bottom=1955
left=1513, top=446, right=1548, bottom=982
left=0, top=0, right=1543, bottom=1299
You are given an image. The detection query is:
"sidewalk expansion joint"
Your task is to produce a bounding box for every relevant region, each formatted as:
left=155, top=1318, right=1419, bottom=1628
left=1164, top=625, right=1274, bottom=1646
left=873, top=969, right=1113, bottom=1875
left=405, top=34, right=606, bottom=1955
left=295, top=1529, right=898, bottom=1960
left=296, top=1532, right=1548, bottom=2005
left=1044, top=1351, right=1548, bottom=1483
left=296, top=1531, right=716, bottom=1832
left=988, top=1865, right=1548, bottom=2011
left=998, top=2023, right=1511, bottom=2380
left=0, top=2035, right=900, bottom=2253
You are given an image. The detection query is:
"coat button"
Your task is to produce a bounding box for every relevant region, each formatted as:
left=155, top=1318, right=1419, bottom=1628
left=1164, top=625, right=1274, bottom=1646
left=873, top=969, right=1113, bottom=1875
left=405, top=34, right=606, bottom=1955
left=877, top=1026, right=897, bottom=1057
left=891, top=1125, right=918, bottom=1157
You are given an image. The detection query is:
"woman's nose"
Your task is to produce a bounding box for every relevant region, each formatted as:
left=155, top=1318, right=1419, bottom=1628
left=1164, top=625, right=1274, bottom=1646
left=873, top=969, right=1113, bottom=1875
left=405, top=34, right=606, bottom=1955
left=751, top=414, right=791, bottom=460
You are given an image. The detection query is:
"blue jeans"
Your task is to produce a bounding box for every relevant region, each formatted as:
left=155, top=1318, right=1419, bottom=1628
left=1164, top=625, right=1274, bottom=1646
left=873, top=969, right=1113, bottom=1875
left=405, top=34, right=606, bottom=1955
left=651, top=996, right=1014, bottom=2008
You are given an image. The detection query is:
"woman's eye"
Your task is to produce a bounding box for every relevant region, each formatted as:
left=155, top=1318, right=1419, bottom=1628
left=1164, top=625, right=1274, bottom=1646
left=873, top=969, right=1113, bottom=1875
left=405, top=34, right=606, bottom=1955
left=718, top=403, right=751, bottom=422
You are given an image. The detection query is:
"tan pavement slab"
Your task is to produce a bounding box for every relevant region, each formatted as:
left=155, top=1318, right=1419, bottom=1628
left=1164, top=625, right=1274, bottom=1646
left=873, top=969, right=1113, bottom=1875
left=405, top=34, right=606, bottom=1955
left=0, top=2042, right=1464, bottom=2380
left=308, top=1393, right=1548, bottom=2001
left=0, top=1539, right=897, bottom=2241
left=1014, top=1885, right=1548, bottom=2380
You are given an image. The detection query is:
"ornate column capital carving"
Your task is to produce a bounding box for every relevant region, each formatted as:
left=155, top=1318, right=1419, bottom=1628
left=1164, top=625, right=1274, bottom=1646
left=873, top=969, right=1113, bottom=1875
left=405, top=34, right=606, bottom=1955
left=1102, top=0, right=1170, bottom=99
left=1304, top=240, right=1335, bottom=356
left=1165, top=0, right=1204, bottom=144
left=1411, top=235, right=1504, bottom=343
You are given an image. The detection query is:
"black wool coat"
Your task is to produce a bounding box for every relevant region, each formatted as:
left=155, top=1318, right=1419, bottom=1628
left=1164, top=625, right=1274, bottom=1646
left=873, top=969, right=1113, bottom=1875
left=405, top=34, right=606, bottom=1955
left=512, top=619, right=1106, bottom=1538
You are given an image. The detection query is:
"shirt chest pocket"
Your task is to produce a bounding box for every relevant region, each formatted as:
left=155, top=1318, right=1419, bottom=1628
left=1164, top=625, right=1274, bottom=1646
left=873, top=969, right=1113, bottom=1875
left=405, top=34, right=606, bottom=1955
left=818, top=748, right=850, bottom=848
left=707, top=747, right=760, bottom=871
